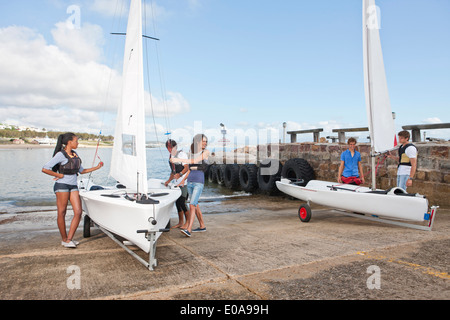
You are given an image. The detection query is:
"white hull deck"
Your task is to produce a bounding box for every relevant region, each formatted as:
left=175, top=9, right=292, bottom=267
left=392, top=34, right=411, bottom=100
left=80, top=179, right=181, bottom=253
left=276, top=179, right=437, bottom=230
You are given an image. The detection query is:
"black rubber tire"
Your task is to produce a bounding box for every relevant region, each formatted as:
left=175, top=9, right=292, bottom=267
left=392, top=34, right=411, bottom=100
left=281, top=158, right=315, bottom=186
left=207, top=165, right=217, bottom=183
left=83, top=214, right=91, bottom=238
left=298, top=204, right=312, bottom=223
left=224, top=164, right=241, bottom=190
left=239, top=164, right=258, bottom=192
left=257, top=159, right=282, bottom=195
left=216, top=164, right=226, bottom=186
left=203, top=165, right=210, bottom=183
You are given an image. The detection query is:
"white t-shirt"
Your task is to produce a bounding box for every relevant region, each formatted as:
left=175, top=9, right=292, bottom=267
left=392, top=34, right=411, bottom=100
left=397, top=145, right=417, bottom=176
left=171, top=150, right=188, bottom=186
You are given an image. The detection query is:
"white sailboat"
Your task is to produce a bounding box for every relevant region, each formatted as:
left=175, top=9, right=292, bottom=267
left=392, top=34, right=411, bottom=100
left=80, top=0, right=181, bottom=270
left=276, top=0, right=438, bottom=231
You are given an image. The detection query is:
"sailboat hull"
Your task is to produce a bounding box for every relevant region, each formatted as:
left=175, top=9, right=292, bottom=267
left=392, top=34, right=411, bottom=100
left=80, top=179, right=181, bottom=253
left=276, top=179, right=429, bottom=222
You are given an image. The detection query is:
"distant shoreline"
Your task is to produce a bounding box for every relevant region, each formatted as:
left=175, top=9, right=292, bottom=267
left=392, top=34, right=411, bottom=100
left=0, top=143, right=112, bottom=149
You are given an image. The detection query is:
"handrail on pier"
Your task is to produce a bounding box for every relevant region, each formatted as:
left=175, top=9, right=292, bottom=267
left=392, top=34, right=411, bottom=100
left=332, top=127, right=369, bottom=143
left=287, top=128, right=323, bottom=143
left=402, top=123, right=450, bottom=142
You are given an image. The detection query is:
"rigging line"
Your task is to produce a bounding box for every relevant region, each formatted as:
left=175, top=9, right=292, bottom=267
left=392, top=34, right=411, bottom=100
left=143, top=0, right=170, bottom=164
left=149, top=0, right=172, bottom=134
left=88, top=0, right=126, bottom=182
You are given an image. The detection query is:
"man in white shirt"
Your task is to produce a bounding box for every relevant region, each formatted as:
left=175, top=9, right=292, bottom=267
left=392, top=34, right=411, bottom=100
left=390, top=130, right=417, bottom=191
left=164, top=140, right=190, bottom=229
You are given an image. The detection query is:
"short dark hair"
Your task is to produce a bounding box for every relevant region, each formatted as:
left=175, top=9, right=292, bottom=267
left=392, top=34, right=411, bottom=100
left=165, top=139, right=177, bottom=149
left=347, top=137, right=357, bottom=144
left=398, top=130, right=410, bottom=141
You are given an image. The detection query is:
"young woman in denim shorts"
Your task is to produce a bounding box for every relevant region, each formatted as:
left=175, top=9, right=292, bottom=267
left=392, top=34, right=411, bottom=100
left=42, top=133, right=103, bottom=248
left=171, top=134, right=209, bottom=237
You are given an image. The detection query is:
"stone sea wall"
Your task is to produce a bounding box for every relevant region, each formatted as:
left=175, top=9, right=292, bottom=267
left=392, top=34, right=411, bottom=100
left=259, top=142, right=450, bottom=208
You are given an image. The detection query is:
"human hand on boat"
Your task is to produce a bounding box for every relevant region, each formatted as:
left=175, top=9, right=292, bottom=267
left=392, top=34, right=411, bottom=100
left=96, top=162, right=104, bottom=169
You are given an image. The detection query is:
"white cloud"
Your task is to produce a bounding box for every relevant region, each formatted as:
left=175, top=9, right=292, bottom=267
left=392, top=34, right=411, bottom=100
left=0, top=106, right=103, bottom=134
left=0, top=25, right=119, bottom=111
left=0, top=23, right=190, bottom=135
left=146, top=92, right=190, bottom=118
left=423, top=117, right=442, bottom=124
left=51, top=22, right=104, bottom=63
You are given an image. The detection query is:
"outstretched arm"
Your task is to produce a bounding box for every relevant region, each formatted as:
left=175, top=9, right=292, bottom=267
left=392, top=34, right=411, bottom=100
left=80, top=162, right=104, bottom=174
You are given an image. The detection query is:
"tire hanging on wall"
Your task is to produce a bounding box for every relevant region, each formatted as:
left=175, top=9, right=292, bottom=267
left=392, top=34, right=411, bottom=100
left=257, top=158, right=282, bottom=195
left=239, top=164, right=258, bottom=192
left=216, top=164, right=226, bottom=186
left=224, top=164, right=240, bottom=190
left=207, top=165, right=217, bottom=183
left=280, top=158, right=315, bottom=186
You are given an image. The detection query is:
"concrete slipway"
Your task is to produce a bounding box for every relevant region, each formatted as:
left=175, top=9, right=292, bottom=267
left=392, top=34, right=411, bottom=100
left=0, top=196, right=448, bottom=301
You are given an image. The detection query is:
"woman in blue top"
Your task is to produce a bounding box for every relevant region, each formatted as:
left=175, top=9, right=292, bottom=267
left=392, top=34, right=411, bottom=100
left=337, top=137, right=365, bottom=185
left=171, top=134, right=209, bottom=237
left=42, top=133, right=103, bottom=248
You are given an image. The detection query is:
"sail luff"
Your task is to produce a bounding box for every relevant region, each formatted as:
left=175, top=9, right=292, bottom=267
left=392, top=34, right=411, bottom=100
left=363, top=0, right=396, bottom=155
left=110, top=0, right=148, bottom=193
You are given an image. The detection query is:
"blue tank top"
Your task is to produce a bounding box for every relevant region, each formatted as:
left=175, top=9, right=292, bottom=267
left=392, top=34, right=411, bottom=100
left=187, top=170, right=205, bottom=184
left=187, top=151, right=208, bottom=184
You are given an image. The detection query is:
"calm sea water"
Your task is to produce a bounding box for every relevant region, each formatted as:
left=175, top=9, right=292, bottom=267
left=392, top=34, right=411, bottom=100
left=0, top=147, right=250, bottom=214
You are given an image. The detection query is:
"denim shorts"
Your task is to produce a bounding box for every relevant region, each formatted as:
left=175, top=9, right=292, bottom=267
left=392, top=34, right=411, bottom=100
left=397, top=175, right=409, bottom=191
left=186, top=182, right=204, bottom=206
left=54, top=182, right=79, bottom=193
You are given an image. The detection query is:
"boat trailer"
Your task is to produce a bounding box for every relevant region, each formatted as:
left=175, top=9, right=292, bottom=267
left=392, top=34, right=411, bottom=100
left=298, top=202, right=439, bottom=231
left=84, top=215, right=169, bottom=271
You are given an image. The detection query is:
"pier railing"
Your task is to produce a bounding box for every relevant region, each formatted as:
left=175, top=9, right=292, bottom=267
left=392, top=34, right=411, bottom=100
left=402, top=123, right=450, bottom=142
left=285, top=123, right=449, bottom=143
left=332, top=127, right=369, bottom=143
left=287, top=128, right=323, bottom=143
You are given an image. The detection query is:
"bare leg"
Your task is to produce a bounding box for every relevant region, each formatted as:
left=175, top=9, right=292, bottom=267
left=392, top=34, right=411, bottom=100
left=195, top=205, right=206, bottom=229
left=56, top=192, right=70, bottom=242
left=172, top=211, right=185, bottom=229
left=67, top=191, right=82, bottom=241
left=180, top=208, right=190, bottom=230
left=186, top=204, right=197, bottom=232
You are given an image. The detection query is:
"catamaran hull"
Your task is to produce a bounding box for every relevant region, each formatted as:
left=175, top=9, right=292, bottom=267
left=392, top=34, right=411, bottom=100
left=276, top=179, right=429, bottom=222
left=80, top=179, right=181, bottom=253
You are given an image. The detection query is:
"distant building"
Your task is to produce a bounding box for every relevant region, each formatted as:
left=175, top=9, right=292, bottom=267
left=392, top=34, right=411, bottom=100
left=13, top=139, right=25, bottom=144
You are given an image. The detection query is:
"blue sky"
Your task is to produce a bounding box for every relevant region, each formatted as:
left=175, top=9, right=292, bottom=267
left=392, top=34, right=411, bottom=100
left=0, top=0, right=449, bottom=146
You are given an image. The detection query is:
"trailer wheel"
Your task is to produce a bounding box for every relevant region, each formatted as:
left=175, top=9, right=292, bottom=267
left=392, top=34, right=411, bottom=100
left=83, top=215, right=91, bottom=238
left=298, top=204, right=312, bottom=223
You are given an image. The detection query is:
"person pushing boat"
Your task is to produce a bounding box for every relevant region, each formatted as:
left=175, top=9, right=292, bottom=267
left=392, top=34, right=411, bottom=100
left=42, top=132, right=103, bottom=248
left=171, top=134, right=209, bottom=237
left=164, top=139, right=190, bottom=229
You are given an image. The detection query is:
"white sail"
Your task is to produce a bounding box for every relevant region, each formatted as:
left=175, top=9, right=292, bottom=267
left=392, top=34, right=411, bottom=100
left=363, top=0, right=397, bottom=154
left=110, top=0, right=148, bottom=193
